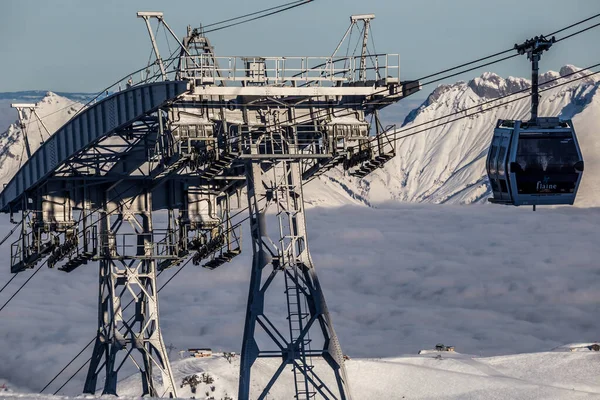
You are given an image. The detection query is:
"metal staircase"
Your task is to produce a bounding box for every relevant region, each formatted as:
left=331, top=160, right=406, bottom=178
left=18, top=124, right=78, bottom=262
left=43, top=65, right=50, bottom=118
left=191, top=224, right=242, bottom=270
left=199, top=152, right=239, bottom=179
left=10, top=229, right=57, bottom=273
left=347, top=125, right=397, bottom=178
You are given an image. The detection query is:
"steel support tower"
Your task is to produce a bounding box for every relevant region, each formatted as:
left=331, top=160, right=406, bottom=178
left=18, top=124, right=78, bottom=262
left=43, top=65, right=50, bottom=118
left=83, top=191, right=177, bottom=397
left=240, top=152, right=349, bottom=399
left=0, top=12, right=419, bottom=398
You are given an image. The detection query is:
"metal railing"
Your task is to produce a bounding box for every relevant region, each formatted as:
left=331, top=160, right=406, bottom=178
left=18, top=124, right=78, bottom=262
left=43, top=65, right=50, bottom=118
left=180, top=54, right=400, bottom=85
left=95, top=229, right=183, bottom=259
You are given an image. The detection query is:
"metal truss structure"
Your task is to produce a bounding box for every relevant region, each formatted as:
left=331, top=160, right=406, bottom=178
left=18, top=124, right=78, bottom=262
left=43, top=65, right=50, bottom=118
left=0, top=12, right=419, bottom=399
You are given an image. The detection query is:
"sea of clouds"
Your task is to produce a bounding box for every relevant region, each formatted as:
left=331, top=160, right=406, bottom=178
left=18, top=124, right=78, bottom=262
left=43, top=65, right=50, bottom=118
left=0, top=202, right=599, bottom=394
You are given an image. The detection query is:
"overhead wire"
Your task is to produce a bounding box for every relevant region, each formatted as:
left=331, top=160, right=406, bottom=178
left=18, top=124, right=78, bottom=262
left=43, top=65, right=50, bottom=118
left=376, top=63, right=600, bottom=146
left=546, top=12, right=600, bottom=36
left=203, top=0, right=313, bottom=34
left=377, top=69, right=600, bottom=151
left=0, top=224, right=20, bottom=247
left=555, top=20, right=600, bottom=43
left=202, top=0, right=307, bottom=29
left=410, top=11, right=600, bottom=84
left=19, top=7, right=600, bottom=394
left=420, top=53, right=520, bottom=87
left=44, top=199, right=258, bottom=395
left=0, top=271, right=19, bottom=295
left=0, top=260, right=47, bottom=314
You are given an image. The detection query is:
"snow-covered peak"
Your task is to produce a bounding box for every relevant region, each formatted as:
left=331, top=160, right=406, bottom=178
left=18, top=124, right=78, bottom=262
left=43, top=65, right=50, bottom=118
left=560, top=64, right=583, bottom=77
left=468, top=72, right=530, bottom=99
left=0, top=93, right=83, bottom=186
left=305, top=64, right=600, bottom=207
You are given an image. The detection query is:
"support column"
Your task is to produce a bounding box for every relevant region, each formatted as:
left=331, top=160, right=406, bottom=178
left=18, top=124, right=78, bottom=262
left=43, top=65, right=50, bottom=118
left=239, top=154, right=351, bottom=400
left=84, top=191, right=177, bottom=397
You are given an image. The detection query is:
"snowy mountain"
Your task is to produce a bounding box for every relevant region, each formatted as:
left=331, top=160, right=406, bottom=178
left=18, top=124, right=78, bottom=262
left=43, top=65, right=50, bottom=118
left=304, top=65, right=600, bottom=207
left=0, top=93, right=83, bottom=187
left=1, top=67, right=599, bottom=208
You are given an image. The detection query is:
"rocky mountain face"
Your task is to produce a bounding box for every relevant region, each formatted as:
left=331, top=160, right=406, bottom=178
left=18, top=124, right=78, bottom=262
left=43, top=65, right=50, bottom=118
left=1, top=68, right=598, bottom=208
left=303, top=65, right=600, bottom=207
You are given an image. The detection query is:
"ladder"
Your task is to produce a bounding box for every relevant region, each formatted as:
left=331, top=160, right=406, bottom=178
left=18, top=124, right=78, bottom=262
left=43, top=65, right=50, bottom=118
left=284, top=262, right=316, bottom=399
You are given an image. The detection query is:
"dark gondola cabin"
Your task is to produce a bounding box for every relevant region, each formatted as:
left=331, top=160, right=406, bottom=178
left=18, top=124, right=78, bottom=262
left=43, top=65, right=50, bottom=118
left=486, top=117, right=584, bottom=206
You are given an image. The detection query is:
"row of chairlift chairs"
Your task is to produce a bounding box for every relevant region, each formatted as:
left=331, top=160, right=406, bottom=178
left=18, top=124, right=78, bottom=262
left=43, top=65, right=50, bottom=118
left=486, top=36, right=584, bottom=209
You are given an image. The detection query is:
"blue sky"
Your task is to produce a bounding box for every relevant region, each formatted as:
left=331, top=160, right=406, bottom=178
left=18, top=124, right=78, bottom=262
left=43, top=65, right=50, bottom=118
left=0, top=0, right=599, bottom=97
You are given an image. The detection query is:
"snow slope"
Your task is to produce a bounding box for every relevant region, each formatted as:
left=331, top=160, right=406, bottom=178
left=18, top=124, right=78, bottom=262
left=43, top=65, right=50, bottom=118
left=0, top=68, right=598, bottom=208
left=2, top=348, right=600, bottom=399
left=106, top=347, right=600, bottom=399
left=0, top=93, right=82, bottom=187
left=304, top=65, right=600, bottom=207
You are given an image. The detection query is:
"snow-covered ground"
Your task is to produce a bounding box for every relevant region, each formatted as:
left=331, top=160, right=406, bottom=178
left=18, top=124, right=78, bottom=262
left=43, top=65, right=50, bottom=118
left=0, top=204, right=599, bottom=398
left=2, top=348, right=600, bottom=399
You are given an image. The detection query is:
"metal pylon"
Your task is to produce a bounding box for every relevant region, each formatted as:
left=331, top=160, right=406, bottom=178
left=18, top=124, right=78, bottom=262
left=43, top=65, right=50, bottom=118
left=84, top=191, right=177, bottom=397
left=239, top=152, right=351, bottom=399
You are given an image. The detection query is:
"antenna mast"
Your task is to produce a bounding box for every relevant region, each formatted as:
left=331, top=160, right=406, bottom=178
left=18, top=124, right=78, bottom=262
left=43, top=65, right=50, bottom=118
left=515, top=35, right=555, bottom=122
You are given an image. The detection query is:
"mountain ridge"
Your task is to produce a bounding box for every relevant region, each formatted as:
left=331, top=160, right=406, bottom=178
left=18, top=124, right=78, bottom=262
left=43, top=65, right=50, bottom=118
left=1, top=67, right=598, bottom=207
left=303, top=64, right=600, bottom=207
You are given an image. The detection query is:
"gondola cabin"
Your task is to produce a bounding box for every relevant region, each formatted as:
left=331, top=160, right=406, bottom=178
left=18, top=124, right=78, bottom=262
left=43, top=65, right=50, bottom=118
left=486, top=117, right=584, bottom=206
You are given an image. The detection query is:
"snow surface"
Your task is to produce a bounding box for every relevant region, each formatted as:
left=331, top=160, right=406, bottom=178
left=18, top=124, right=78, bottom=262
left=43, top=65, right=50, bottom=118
left=1, top=349, right=600, bottom=399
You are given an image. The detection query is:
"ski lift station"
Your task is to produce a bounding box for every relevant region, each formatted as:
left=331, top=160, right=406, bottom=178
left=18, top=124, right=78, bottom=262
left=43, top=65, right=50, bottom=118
left=0, top=3, right=590, bottom=400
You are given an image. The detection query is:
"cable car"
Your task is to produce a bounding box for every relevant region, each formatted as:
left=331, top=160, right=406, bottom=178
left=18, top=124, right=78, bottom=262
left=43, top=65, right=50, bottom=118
left=486, top=117, right=584, bottom=206
left=486, top=34, right=585, bottom=208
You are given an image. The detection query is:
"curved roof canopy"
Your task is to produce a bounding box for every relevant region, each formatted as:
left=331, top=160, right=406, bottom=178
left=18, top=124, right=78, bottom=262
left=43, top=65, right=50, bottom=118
left=0, top=81, right=188, bottom=212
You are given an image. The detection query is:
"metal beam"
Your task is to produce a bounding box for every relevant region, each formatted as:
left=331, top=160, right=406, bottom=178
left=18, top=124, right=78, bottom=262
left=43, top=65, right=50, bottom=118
left=192, top=85, right=397, bottom=96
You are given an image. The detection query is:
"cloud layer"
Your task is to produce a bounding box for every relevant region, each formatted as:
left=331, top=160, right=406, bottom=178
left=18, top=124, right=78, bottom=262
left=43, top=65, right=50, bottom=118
left=0, top=203, right=599, bottom=395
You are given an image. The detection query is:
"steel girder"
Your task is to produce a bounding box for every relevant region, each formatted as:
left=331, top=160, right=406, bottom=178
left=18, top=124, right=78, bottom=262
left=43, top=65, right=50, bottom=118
left=239, top=136, right=351, bottom=400
left=0, top=81, right=188, bottom=213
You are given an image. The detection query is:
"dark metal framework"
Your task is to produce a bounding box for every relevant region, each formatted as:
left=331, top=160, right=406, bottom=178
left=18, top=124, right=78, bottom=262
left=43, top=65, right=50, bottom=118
left=0, top=12, right=419, bottom=398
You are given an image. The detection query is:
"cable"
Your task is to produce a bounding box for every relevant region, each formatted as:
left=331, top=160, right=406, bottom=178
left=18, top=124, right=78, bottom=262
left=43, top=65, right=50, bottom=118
left=203, top=0, right=306, bottom=29
left=203, top=0, right=313, bottom=34
left=0, top=259, right=47, bottom=314
left=415, top=48, right=515, bottom=83
left=35, top=54, right=182, bottom=122
left=39, top=336, right=95, bottom=393
left=410, top=12, right=600, bottom=84
left=421, top=54, right=519, bottom=87
left=556, top=20, right=600, bottom=42
left=0, top=273, right=19, bottom=296
left=547, top=12, right=600, bottom=36
left=52, top=355, right=92, bottom=396
left=379, top=65, right=600, bottom=146
left=0, top=222, right=20, bottom=247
